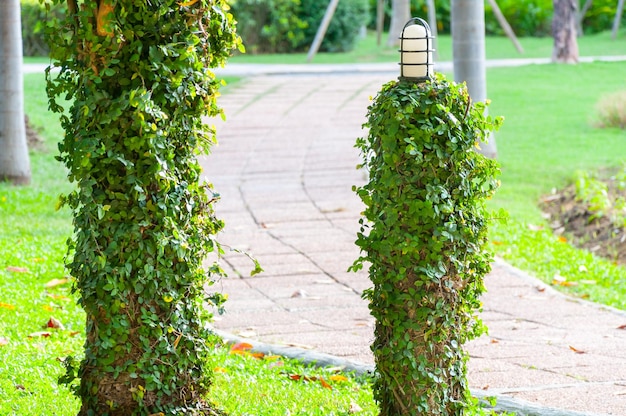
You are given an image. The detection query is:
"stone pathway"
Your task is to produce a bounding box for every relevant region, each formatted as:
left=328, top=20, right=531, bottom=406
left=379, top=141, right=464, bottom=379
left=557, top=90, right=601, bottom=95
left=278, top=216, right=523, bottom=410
left=201, top=73, right=626, bottom=416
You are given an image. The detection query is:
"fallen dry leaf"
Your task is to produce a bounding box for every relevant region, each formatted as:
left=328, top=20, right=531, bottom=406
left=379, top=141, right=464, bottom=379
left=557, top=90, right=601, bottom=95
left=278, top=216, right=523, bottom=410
left=230, top=342, right=253, bottom=352
left=6, top=266, right=29, bottom=273
left=552, top=274, right=578, bottom=287
left=44, top=278, right=69, bottom=288
left=319, top=376, right=332, bottom=390
left=617, top=324, right=626, bottom=330
left=349, top=401, right=363, bottom=413
left=0, top=302, right=15, bottom=310
left=45, top=317, right=65, bottom=330
left=291, top=289, right=308, bottom=298
left=46, top=293, right=71, bottom=301
left=214, top=367, right=228, bottom=373
left=287, top=374, right=333, bottom=389
left=329, top=374, right=348, bottom=382
left=569, top=345, right=586, bottom=354
left=28, top=331, right=52, bottom=338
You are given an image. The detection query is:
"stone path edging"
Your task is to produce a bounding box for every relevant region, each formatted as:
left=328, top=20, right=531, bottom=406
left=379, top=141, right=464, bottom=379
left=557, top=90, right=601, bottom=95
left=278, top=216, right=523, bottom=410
left=213, top=328, right=609, bottom=416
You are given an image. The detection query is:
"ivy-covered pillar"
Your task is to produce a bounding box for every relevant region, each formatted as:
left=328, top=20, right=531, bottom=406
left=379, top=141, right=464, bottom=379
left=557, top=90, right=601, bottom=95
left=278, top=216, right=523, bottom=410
left=44, top=1, right=243, bottom=414
left=351, top=18, right=502, bottom=415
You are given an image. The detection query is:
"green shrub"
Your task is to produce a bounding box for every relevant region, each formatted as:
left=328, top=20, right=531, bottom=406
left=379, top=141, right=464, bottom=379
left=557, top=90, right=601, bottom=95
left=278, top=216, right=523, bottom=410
left=595, top=90, right=626, bottom=129
left=367, top=0, right=451, bottom=34
left=230, top=0, right=307, bottom=54
left=21, top=0, right=58, bottom=56
left=485, top=0, right=552, bottom=37
left=297, top=0, right=370, bottom=53
left=580, top=0, right=626, bottom=34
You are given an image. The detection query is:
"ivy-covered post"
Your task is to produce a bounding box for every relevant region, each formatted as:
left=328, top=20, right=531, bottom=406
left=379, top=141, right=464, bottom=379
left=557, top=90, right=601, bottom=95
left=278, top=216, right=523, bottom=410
left=43, top=0, right=244, bottom=414
left=351, top=18, right=502, bottom=415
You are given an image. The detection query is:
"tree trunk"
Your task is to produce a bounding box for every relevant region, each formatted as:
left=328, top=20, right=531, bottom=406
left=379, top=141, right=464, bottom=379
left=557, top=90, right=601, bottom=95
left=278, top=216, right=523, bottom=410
left=552, top=0, right=579, bottom=63
left=387, top=0, right=411, bottom=47
left=0, top=0, right=31, bottom=185
left=45, top=1, right=241, bottom=414
left=451, top=0, right=497, bottom=159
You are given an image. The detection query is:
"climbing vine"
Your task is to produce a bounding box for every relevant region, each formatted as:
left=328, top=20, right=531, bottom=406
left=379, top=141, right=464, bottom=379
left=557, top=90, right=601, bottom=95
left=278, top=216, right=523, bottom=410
left=43, top=0, right=245, bottom=414
left=351, top=75, right=502, bottom=415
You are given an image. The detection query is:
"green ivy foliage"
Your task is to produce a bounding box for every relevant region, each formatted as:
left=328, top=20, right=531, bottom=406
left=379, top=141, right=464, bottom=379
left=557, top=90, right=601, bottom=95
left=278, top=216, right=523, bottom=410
left=351, top=75, right=502, bottom=415
left=42, top=0, right=245, bottom=414
left=229, top=0, right=307, bottom=54
left=297, top=0, right=370, bottom=53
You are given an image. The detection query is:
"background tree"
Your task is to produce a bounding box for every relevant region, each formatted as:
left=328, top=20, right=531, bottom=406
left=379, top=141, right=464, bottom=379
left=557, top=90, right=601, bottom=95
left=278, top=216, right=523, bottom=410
left=552, top=0, right=579, bottom=63
left=0, top=0, right=31, bottom=185
left=451, top=0, right=497, bottom=159
left=44, top=0, right=243, bottom=414
left=387, top=0, right=410, bottom=46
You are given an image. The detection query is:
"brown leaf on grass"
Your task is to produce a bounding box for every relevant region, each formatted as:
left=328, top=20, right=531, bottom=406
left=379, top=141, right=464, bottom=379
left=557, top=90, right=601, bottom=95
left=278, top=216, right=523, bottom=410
left=230, top=342, right=253, bottom=352
left=349, top=401, right=363, bottom=413
left=46, top=293, right=71, bottom=301
left=319, top=376, right=332, bottom=390
left=45, top=317, right=65, bottom=330
left=569, top=345, right=586, bottom=354
left=329, top=374, right=348, bottom=382
left=6, top=266, right=29, bottom=273
left=552, top=274, right=578, bottom=287
left=229, top=342, right=265, bottom=358
left=28, top=331, right=52, bottom=338
left=287, top=374, right=332, bottom=390
left=44, top=278, right=69, bottom=288
left=0, top=302, right=15, bottom=310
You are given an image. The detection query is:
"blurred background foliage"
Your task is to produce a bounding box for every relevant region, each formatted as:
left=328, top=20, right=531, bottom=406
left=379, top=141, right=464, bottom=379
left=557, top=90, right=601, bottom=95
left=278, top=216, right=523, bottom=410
left=19, top=0, right=626, bottom=55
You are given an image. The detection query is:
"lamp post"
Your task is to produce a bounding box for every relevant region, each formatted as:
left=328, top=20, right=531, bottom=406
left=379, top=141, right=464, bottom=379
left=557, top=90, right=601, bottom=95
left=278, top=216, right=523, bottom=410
left=399, top=17, right=434, bottom=82
left=353, top=16, right=501, bottom=416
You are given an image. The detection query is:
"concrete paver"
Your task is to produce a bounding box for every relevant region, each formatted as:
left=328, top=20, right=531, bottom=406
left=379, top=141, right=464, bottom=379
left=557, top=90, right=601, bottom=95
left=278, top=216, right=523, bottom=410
left=201, top=73, right=626, bottom=415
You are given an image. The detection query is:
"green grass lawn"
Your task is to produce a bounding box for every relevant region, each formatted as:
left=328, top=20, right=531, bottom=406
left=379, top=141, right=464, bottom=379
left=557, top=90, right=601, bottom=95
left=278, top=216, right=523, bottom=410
left=487, top=61, right=626, bottom=308
left=225, top=29, right=626, bottom=65
left=5, top=48, right=626, bottom=413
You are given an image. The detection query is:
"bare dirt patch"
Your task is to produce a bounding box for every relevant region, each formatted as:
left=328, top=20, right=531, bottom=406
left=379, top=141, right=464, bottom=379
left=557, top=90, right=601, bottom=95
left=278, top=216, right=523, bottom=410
left=25, top=116, right=46, bottom=152
left=541, top=176, right=626, bottom=265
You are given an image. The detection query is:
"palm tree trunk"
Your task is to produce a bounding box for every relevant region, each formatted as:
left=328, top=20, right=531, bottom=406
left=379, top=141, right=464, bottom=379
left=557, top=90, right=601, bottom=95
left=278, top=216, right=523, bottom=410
left=451, top=0, right=497, bottom=159
left=387, top=0, right=411, bottom=47
left=0, top=0, right=31, bottom=185
left=552, top=0, right=579, bottom=62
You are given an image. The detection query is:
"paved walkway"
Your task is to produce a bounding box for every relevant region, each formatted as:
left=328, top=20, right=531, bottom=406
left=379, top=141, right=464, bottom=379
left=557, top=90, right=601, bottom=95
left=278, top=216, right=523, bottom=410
left=201, top=73, right=626, bottom=415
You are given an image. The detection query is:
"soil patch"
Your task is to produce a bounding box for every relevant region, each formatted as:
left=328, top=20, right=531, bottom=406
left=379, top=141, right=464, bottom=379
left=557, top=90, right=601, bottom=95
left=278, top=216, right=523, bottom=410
left=541, top=175, right=626, bottom=265
left=25, top=116, right=46, bottom=152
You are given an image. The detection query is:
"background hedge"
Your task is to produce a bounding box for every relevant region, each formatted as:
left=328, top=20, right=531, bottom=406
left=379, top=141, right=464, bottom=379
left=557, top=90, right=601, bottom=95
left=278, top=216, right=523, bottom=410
left=18, top=2, right=626, bottom=62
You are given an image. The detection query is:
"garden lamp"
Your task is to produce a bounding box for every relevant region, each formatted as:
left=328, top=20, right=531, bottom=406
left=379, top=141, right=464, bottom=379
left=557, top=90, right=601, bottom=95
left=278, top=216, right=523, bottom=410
left=399, top=17, right=434, bottom=82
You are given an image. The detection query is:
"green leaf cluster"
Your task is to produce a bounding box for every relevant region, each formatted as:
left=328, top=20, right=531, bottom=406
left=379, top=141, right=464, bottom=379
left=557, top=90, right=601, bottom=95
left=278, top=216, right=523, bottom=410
left=42, top=0, right=242, bottom=414
left=351, top=75, right=502, bottom=415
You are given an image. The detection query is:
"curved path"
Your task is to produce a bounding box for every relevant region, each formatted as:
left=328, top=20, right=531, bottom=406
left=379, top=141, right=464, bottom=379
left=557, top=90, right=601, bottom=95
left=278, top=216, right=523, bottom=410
left=201, top=73, right=626, bottom=415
